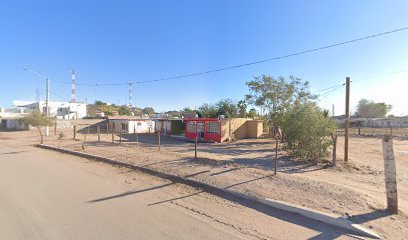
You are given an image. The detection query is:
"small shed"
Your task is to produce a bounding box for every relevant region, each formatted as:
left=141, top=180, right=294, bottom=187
left=108, top=116, right=155, bottom=133
left=155, top=119, right=184, bottom=135
left=184, top=117, right=263, bottom=143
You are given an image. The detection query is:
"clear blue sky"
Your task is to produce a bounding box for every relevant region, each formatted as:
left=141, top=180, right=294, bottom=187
left=1, top=0, right=407, bottom=115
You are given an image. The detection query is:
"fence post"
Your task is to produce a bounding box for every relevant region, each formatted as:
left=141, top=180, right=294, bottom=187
left=390, top=127, right=393, bottom=136
left=331, top=133, right=337, bottom=166
left=73, top=125, right=76, bottom=140
left=111, top=122, right=115, bottom=143
left=382, top=135, right=398, bottom=214
left=120, top=130, right=123, bottom=144
left=82, top=130, right=87, bottom=150
left=97, top=125, right=100, bottom=142
left=54, top=119, right=57, bottom=135
left=274, top=138, right=278, bottom=174
left=106, top=122, right=109, bottom=135
left=194, top=135, right=197, bottom=159
left=157, top=131, right=161, bottom=151
left=358, top=128, right=361, bottom=136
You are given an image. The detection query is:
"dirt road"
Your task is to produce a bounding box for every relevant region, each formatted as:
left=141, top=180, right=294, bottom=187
left=0, top=132, right=356, bottom=240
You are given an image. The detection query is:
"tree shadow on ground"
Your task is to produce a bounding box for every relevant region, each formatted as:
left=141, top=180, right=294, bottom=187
left=350, top=209, right=393, bottom=224
left=87, top=170, right=210, bottom=204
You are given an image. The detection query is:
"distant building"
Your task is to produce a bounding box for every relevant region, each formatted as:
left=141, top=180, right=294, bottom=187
left=359, top=117, right=408, bottom=128
left=108, top=116, right=155, bottom=133
left=155, top=119, right=184, bottom=135
left=184, top=117, right=263, bottom=143
left=0, top=107, right=29, bottom=131
left=13, top=100, right=87, bottom=119
left=333, top=116, right=408, bottom=128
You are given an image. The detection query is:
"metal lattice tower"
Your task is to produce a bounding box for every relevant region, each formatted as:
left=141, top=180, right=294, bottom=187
left=71, top=68, right=76, bottom=103
left=128, top=82, right=133, bottom=107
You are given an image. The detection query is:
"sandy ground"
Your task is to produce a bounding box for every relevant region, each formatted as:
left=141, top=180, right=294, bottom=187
left=6, top=129, right=408, bottom=239
left=0, top=131, right=361, bottom=240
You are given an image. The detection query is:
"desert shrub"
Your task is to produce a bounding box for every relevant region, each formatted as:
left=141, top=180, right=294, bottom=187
left=280, top=103, right=337, bottom=162
left=20, top=111, right=55, bottom=144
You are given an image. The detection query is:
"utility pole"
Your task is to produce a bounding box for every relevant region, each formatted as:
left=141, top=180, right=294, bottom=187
left=332, top=104, right=335, bottom=117
left=128, top=82, right=133, bottom=108
left=382, top=135, right=398, bottom=213
left=45, top=78, right=50, bottom=136
left=71, top=68, right=76, bottom=103
left=23, top=67, right=50, bottom=136
left=35, top=87, right=40, bottom=102
left=344, top=77, right=350, bottom=162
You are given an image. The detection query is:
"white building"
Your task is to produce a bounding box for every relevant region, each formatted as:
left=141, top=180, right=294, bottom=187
left=108, top=116, right=155, bottom=133
left=13, top=100, right=87, bottom=119
left=0, top=107, right=29, bottom=130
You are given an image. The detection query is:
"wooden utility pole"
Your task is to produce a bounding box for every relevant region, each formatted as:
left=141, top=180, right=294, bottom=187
left=331, top=133, right=337, bottom=166
left=73, top=125, right=76, bottom=140
left=382, top=135, right=398, bottom=213
left=97, top=125, right=100, bottom=142
left=344, top=77, right=350, bottom=162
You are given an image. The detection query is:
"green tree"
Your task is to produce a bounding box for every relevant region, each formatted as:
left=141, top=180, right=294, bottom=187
left=280, top=103, right=337, bottom=162
left=237, top=100, right=247, bottom=118
left=246, top=75, right=316, bottom=127
left=354, top=99, right=392, bottom=118
left=182, top=107, right=194, bottom=113
left=247, top=108, right=258, bottom=119
left=215, top=99, right=238, bottom=118
left=94, top=100, right=107, bottom=106
left=198, top=103, right=217, bottom=118
left=20, top=111, right=55, bottom=144
left=142, top=107, right=155, bottom=115
left=118, top=106, right=131, bottom=116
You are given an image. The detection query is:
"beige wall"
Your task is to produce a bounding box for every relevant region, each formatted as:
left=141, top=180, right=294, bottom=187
left=221, top=118, right=263, bottom=142
left=247, top=120, right=263, bottom=138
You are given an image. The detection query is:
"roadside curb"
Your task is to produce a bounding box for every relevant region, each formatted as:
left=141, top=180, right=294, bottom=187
left=37, top=144, right=380, bottom=239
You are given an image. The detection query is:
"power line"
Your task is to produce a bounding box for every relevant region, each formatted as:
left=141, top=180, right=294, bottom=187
left=49, top=90, right=70, bottom=102
left=353, top=69, right=408, bottom=83
left=317, top=85, right=345, bottom=101
left=314, top=84, right=344, bottom=93
left=51, top=26, right=408, bottom=87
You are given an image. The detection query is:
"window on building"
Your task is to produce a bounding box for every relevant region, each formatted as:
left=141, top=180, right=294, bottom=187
left=137, top=122, right=142, bottom=126
left=187, top=121, right=197, bottom=133
left=205, top=121, right=220, bottom=134
left=121, top=123, right=127, bottom=131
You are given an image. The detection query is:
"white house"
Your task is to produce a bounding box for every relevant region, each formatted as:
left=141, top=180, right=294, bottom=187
left=0, top=107, right=29, bottom=130
left=108, top=116, right=155, bottom=133
left=13, top=100, right=87, bottom=119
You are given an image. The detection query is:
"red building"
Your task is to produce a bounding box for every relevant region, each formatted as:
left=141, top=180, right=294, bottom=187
left=185, top=118, right=222, bottom=143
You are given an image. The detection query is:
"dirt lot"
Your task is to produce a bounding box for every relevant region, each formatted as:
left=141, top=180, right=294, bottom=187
left=8, top=129, right=408, bottom=239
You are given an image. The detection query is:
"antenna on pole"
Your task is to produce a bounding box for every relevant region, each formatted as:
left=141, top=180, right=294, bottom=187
left=71, top=68, right=76, bottom=103
left=128, top=82, right=133, bottom=108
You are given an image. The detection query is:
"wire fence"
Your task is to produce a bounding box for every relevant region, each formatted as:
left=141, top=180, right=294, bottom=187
left=336, top=127, right=408, bottom=138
